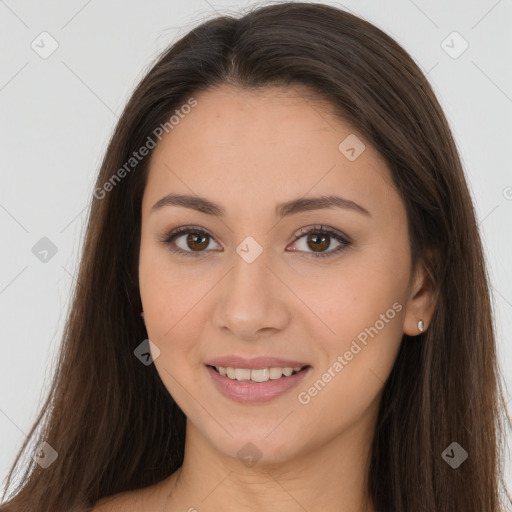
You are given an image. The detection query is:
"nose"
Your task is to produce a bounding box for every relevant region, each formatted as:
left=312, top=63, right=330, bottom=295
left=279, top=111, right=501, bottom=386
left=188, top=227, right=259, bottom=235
left=211, top=247, right=291, bottom=341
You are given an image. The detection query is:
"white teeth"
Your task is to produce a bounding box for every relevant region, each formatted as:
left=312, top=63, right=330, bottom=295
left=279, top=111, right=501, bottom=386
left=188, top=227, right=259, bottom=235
left=250, top=368, right=269, bottom=382
left=214, top=365, right=305, bottom=382
left=235, top=368, right=251, bottom=381
left=269, top=367, right=284, bottom=380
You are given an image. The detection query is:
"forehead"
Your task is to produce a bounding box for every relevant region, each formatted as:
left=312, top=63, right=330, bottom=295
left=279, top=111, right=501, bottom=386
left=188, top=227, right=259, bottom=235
left=143, top=84, right=400, bottom=222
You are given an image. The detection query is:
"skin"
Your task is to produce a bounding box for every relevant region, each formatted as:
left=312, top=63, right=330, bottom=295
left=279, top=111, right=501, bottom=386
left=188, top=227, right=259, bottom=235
left=97, top=84, right=437, bottom=511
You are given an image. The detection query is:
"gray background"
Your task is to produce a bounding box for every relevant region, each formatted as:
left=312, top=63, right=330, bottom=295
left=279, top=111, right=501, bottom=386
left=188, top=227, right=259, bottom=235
left=1, top=0, right=511, bottom=492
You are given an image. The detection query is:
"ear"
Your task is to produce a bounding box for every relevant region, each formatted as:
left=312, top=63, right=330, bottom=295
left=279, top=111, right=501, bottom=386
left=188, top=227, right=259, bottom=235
left=403, top=255, right=438, bottom=336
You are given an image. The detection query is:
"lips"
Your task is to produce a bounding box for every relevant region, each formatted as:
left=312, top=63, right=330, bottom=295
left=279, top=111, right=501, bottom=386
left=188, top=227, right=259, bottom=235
left=204, top=355, right=311, bottom=370
left=205, top=364, right=312, bottom=403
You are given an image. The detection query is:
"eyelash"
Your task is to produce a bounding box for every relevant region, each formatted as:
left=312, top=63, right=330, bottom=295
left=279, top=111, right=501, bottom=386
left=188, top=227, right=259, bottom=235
left=161, top=224, right=352, bottom=259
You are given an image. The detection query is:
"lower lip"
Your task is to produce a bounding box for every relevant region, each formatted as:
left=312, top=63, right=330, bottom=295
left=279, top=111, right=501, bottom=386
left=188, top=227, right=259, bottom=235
left=206, top=365, right=312, bottom=403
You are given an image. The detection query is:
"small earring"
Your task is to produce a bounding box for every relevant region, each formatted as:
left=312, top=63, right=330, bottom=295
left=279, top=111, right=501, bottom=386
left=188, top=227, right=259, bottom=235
left=417, top=319, right=424, bottom=333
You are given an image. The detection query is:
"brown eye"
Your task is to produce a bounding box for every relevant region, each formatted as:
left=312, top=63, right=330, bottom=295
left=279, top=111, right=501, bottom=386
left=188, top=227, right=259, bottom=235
left=184, top=232, right=210, bottom=251
left=163, top=226, right=219, bottom=257
left=288, top=225, right=351, bottom=259
left=306, top=232, right=330, bottom=252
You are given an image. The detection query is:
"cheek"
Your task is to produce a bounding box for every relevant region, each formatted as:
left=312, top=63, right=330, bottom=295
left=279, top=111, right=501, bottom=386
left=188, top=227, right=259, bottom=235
left=139, top=270, right=199, bottom=355
left=138, top=240, right=212, bottom=374
left=139, top=230, right=190, bottom=324
left=293, top=295, right=404, bottom=439
left=314, top=272, right=405, bottom=382
left=139, top=239, right=183, bottom=350
left=298, top=251, right=408, bottom=419
left=139, top=256, right=208, bottom=405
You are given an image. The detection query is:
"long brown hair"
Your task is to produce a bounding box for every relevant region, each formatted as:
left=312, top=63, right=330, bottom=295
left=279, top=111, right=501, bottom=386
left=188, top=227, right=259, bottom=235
left=1, top=2, right=510, bottom=511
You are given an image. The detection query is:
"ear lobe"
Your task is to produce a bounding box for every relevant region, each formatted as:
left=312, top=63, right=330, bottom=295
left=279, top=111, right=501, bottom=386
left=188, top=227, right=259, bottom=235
left=403, top=257, right=439, bottom=336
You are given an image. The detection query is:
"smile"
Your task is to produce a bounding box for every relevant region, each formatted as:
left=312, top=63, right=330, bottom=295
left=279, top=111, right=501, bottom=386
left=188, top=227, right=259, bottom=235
left=206, top=364, right=312, bottom=403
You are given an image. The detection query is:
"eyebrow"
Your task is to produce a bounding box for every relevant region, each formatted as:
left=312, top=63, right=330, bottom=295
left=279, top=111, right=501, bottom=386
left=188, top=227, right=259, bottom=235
left=150, top=193, right=371, bottom=218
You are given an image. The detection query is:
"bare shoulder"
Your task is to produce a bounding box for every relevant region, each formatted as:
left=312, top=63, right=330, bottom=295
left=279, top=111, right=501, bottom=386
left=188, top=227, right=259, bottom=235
left=92, top=489, right=139, bottom=512
left=92, top=478, right=171, bottom=512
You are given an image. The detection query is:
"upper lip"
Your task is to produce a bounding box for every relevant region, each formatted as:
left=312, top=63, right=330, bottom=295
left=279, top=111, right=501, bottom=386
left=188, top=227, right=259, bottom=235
left=205, top=356, right=310, bottom=369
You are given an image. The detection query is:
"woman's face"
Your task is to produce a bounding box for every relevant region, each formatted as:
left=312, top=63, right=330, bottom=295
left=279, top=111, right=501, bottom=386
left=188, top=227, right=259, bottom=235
left=139, top=84, right=428, bottom=466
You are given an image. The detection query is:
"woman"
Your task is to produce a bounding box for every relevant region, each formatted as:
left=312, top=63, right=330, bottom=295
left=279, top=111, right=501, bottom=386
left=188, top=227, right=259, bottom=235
left=1, top=2, right=510, bottom=511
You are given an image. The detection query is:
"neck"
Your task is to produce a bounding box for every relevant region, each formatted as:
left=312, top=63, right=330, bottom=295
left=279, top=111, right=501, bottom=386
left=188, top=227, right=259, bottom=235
left=161, top=412, right=377, bottom=512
